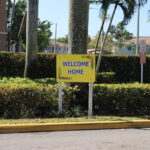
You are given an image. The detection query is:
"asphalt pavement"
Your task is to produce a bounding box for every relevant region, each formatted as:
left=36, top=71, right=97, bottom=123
left=0, top=128, right=150, bottom=150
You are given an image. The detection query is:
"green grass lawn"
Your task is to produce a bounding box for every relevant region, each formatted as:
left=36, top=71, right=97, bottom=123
left=0, top=116, right=148, bottom=124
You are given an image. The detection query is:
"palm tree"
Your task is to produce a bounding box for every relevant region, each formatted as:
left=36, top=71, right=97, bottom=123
left=90, top=0, right=111, bottom=54
left=24, top=0, right=39, bottom=77
left=68, top=0, right=89, bottom=54
left=92, top=0, right=138, bottom=72
left=68, top=0, right=90, bottom=115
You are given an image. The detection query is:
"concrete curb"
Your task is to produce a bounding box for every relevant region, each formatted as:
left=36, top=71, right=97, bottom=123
left=0, top=120, right=150, bottom=133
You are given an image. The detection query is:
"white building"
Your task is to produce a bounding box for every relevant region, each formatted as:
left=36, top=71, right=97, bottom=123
left=113, top=36, right=150, bottom=55
left=44, top=40, right=68, bottom=54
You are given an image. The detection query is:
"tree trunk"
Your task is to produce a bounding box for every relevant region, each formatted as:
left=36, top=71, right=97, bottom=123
left=96, top=4, right=118, bottom=73
left=16, top=11, right=27, bottom=52
left=68, top=0, right=89, bottom=54
left=94, top=12, right=106, bottom=54
left=24, top=0, right=38, bottom=78
left=68, top=0, right=89, bottom=108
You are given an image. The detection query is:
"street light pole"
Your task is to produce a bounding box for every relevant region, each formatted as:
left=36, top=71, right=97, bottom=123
left=54, top=23, right=57, bottom=53
left=136, top=0, right=140, bottom=55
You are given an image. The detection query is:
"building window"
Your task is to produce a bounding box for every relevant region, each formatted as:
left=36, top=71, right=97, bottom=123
left=128, top=46, right=131, bottom=51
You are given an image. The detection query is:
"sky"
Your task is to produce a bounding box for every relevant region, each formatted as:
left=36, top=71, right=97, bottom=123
left=38, top=0, right=150, bottom=39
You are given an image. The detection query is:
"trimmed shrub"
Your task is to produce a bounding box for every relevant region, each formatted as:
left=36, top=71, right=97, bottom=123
left=94, top=83, right=150, bottom=116
left=0, top=77, right=56, bottom=85
left=96, top=72, right=116, bottom=83
left=0, top=52, right=56, bottom=78
left=1, top=78, right=150, bottom=117
left=0, top=81, right=79, bottom=118
left=0, top=51, right=150, bottom=82
left=99, top=55, right=144, bottom=83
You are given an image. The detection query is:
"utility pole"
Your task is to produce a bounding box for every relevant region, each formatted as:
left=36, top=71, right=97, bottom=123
left=136, top=0, right=140, bottom=55
left=24, top=0, right=39, bottom=77
left=54, top=23, right=57, bottom=53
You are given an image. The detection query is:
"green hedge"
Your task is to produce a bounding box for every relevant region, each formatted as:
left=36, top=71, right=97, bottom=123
left=94, top=83, right=150, bottom=116
left=96, top=72, right=116, bottom=83
left=0, top=52, right=56, bottom=78
left=0, top=82, right=80, bottom=118
left=0, top=77, right=150, bottom=118
left=0, top=52, right=150, bottom=83
left=99, top=55, right=141, bottom=83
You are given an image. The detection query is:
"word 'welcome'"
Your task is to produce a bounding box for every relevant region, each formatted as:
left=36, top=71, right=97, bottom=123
left=63, top=61, right=89, bottom=67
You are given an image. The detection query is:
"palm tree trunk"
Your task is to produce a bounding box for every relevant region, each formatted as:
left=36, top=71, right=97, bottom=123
left=16, top=11, right=27, bottom=52
left=68, top=0, right=89, bottom=54
left=68, top=0, right=89, bottom=108
left=96, top=4, right=118, bottom=73
left=94, top=16, right=106, bottom=54
left=94, top=10, right=108, bottom=54
left=24, top=0, right=38, bottom=78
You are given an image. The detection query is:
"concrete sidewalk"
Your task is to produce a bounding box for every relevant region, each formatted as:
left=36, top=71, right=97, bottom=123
left=0, top=120, right=150, bottom=133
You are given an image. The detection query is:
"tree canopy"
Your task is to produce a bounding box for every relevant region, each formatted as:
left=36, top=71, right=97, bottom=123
left=7, top=0, right=52, bottom=52
left=109, top=22, right=133, bottom=44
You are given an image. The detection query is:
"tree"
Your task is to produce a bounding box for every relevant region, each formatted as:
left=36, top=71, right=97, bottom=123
left=88, top=33, right=114, bottom=51
left=7, top=0, right=26, bottom=51
left=68, top=0, right=90, bottom=114
left=7, top=0, right=52, bottom=52
left=57, top=35, right=68, bottom=44
left=68, top=0, right=89, bottom=54
left=90, top=0, right=139, bottom=72
left=109, top=22, right=133, bottom=44
left=24, top=0, right=39, bottom=78
left=37, top=20, right=52, bottom=52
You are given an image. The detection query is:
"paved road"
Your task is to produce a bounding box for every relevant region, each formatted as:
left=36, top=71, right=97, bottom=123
left=0, top=128, right=150, bottom=150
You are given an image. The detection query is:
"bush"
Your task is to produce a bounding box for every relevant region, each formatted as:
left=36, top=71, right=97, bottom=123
left=96, top=72, right=116, bottom=83
left=98, top=55, right=146, bottom=83
left=0, top=52, right=56, bottom=78
left=0, top=52, right=150, bottom=83
left=0, top=81, right=78, bottom=118
left=94, top=83, right=150, bottom=116
left=0, top=77, right=150, bottom=117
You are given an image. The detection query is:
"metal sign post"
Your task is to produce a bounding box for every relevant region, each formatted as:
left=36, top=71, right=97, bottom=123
left=88, top=83, right=93, bottom=116
left=58, top=82, right=62, bottom=113
left=141, top=64, right=143, bottom=83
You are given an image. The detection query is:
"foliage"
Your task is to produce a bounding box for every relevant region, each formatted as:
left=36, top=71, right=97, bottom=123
left=8, top=0, right=26, bottom=46
left=0, top=80, right=78, bottom=118
left=1, top=52, right=150, bottom=83
left=37, top=20, right=52, bottom=52
left=96, top=72, right=116, bottom=83
left=89, top=0, right=137, bottom=24
left=0, top=77, right=56, bottom=85
left=109, top=22, right=133, bottom=44
left=88, top=34, right=114, bottom=51
left=7, top=0, right=52, bottom=52
left=0, top=52, right=56, bottom=78
left=94, top=83, right=150, bottom=116
left=57, top=35, right=68, bottom=44
left=1, top=79, right=150, bottom=118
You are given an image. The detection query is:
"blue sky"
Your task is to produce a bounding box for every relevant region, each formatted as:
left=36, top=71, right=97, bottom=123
left=39, top=0, right=150, bottom=39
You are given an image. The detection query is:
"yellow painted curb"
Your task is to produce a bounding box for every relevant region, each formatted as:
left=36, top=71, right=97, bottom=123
left=0, top=120, right=150, bottom=133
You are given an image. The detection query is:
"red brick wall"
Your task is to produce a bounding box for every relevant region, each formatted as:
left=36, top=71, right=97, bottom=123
left=0, top=0, right=7, bottom=51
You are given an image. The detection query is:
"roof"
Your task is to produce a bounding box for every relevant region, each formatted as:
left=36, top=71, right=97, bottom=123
left=123, top=36, right=150, bottom=45
left=87, top=49, right=113, bottom=54
left=49, top=40, right=68, bottom=48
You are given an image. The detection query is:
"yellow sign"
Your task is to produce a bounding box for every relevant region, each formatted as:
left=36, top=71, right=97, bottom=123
left=56, top=54, right=95, bottom=83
